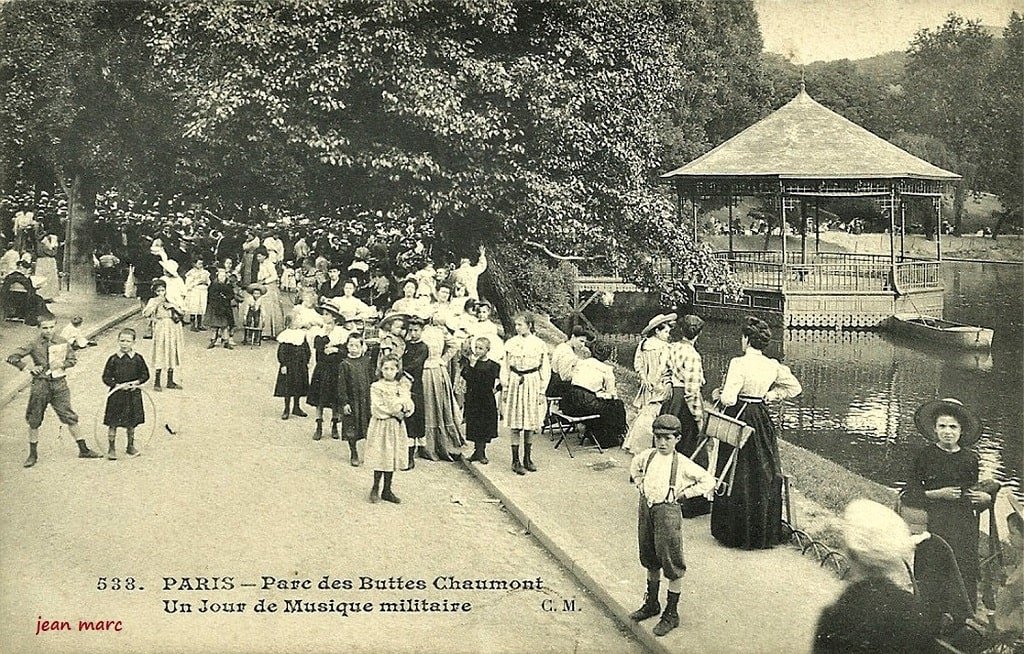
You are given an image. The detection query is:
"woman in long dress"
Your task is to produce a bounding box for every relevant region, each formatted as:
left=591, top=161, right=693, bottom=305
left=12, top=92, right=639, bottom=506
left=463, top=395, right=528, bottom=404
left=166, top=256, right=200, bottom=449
left=711, top=316, right=801, bottom=549
left=420, top=320, right=465, bottom=461
left=35, top=233, right=61, bottom=301
left=903, top=397, right=988, bottom=630
left=622, top=313, right=674, bottom=453
left=254, top=247, right=287, bottom=338
left=500, top=312, right=550, bottom=475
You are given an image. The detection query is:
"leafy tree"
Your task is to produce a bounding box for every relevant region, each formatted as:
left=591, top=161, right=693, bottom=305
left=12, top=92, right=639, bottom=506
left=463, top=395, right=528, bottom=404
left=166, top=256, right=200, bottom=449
left=903, top=13, right=994, bottom=234
left=151, top=0, right=748, bottom=319
left=980, top=12, right=1023, bottom=236
left=0, top=0, right=176, bottom=291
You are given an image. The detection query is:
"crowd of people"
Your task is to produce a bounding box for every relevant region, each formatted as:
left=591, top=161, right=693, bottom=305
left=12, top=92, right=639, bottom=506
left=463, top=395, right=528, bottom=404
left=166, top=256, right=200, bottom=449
left=3, top=214, right=1020, bottom=648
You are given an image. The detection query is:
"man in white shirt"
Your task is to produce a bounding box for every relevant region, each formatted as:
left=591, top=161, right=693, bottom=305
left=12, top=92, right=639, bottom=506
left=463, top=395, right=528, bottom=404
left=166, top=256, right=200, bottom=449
left=450, top=246, right=487, bottom=300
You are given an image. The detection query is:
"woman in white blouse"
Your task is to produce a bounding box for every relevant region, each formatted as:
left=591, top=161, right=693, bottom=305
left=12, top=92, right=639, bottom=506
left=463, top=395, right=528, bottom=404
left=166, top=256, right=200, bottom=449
left=564, top=340, right=627, bottom=449
left=710, top=316, right=802, bottom=550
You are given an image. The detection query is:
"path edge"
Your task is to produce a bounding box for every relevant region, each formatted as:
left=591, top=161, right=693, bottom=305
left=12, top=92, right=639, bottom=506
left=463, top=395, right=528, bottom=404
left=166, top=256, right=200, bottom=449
left=0, top=305, right=141, bottom=408
left=460, top=458, right=673, bottom=654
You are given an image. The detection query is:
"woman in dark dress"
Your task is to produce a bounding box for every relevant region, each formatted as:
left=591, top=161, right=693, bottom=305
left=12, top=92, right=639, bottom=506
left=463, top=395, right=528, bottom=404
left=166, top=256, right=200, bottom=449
left=711, top=317, right=802, bottom=549
left=904, top=398, right=988, bottom=631
left=813, top=499, right=932, bottom=654
left=463, top=336, right=501, bottom=464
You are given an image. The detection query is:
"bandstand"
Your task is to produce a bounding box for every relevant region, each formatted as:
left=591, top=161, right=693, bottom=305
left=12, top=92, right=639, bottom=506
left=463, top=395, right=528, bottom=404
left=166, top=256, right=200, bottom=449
left=651, top=86, right=961, bottom=329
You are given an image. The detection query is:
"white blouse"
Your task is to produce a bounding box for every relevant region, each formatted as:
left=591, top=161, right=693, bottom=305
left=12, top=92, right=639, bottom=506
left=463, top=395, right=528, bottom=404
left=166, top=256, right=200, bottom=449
left=720, top=348, right=802, bottom=406
left=570, top=357, right=617, bottom=398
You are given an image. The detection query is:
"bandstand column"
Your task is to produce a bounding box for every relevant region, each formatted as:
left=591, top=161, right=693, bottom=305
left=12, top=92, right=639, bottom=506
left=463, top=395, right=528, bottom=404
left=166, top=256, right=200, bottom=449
left=814, top=198, right=821, bottom=254
left=691, top=199, right=698, bottom=243
left=899, top=198, right=906, bottom=260
left=936, top=197, right=943, bottom=261
left=779, top=192, right=788, bottom=290
left=728, top=195, right=734, bottom=256
left=888, top=187, right=897, bottom=284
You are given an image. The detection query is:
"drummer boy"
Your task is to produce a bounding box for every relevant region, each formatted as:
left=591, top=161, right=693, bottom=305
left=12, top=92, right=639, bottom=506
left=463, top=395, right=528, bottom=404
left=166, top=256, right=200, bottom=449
left=628, top=414, right=715, bottom=637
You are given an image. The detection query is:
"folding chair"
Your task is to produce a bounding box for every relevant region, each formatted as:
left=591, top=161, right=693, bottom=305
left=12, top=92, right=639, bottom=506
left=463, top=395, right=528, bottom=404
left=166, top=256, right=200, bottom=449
left=691, top=404, right=754, bottom=496
left=542, top=397, right=562, bottom=439
left=551, top=410, right=601, bottom=458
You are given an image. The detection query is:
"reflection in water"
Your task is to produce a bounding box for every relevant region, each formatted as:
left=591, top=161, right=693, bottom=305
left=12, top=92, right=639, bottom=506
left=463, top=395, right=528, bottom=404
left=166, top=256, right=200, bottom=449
left=603, top=261, right=1022, bottom=501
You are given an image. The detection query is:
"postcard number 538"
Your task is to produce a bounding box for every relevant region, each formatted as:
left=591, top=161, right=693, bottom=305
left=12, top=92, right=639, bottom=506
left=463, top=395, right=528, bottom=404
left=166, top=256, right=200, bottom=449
left=96, top=577, right=142, bottom=591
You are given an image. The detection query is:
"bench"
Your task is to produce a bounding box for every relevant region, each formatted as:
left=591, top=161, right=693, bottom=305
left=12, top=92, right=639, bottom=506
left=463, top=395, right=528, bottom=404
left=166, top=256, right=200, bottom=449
left=550, top=410, right=602, bottom=458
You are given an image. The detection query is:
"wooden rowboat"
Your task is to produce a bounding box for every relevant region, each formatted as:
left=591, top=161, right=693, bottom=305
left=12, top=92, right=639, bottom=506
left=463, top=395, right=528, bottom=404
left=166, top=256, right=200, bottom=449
left=886, top=313, right=994, bottom=349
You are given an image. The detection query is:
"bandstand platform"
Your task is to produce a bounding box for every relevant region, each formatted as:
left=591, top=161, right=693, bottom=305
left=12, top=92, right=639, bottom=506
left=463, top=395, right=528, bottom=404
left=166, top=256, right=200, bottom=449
left=572, top=84, right=958, bottom=331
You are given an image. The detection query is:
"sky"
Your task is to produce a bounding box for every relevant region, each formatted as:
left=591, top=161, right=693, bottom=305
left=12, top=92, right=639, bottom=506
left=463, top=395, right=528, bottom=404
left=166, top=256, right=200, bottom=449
left=755, top=0, right=1023, bottom=63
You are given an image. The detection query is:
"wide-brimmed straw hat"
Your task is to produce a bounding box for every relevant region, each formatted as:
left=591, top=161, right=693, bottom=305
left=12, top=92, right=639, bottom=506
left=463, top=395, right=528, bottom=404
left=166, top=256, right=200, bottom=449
left=914, top=398, right=982, bottom=447
left=641, top=312, right=677, bottom=336
left=379, top=311, right=409, bottom=329
left=246, top=282, right=267, bottom=294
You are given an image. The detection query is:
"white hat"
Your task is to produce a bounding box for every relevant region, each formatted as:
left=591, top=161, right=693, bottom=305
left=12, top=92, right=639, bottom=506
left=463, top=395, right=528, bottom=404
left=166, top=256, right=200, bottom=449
left=641, top=312, right=677, bottom=336
left=842, top=499, right=915, bottom=574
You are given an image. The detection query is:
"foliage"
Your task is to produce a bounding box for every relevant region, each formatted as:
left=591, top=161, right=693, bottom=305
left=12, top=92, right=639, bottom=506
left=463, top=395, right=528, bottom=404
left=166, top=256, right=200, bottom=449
left=979, top=12, right=1023, bottom=235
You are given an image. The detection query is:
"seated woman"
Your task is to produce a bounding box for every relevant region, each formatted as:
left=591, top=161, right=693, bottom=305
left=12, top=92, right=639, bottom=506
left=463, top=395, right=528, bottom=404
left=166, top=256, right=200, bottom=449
left=1, top=259, right=46, bottom=324
left=562, top=340, right=627, bottom=449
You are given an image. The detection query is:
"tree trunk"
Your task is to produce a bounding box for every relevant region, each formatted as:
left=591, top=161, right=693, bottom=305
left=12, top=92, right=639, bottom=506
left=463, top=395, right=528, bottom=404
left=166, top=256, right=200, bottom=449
left=478, top=246, right=526, bottom=334
left=60, top=173, right=97, bottom=295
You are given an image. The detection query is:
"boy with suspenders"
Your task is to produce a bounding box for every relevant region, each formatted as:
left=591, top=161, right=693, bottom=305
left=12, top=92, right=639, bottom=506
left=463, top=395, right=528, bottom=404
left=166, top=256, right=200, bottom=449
left=628, top=414, right=716, bottom=636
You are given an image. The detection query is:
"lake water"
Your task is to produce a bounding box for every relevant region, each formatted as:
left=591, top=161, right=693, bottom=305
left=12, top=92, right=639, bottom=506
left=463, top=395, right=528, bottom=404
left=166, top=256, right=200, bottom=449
left=596, top=260, right=1023, bottom=500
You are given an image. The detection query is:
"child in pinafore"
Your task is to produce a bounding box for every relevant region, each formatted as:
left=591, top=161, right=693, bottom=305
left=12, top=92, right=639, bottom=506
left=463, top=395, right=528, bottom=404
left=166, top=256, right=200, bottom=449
left=102, top=328, right=150, bottom=460
left=307, top=308, right=349, bottom=439
left=274, top=315, right=310, bottom=420
left=205, top=269, right=236, bottom=349
left=338, top=332, right=372, bottom=467
left=184, top=258, right=210, bottom=331
left=463, top=337, right=501, bottom=464
left=365, top=355, right=414, bottom=504
left=628, top=414, right=715, bottom=637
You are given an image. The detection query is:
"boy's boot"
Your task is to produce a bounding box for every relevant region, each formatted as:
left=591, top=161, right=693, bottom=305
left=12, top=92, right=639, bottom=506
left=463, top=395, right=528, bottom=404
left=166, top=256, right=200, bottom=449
left=330, top=419, right=340, bottom=440
left=77, top=439, right=102, bottom=459
left=629, top=579, right=661, bottom=621
left=313, top=419, right=323, bottom=441
left=407, top=446, right=416, bottom=470
left=107, top=438, right=117, bottom=461
left=652, top=591, right=680, bottom=636
left=126, top=434, right=139, bottom=457
left=511, top=445, right=527, bottom=475
left=523, top=442, right=537, bottom=472
left=23, top=442, right=38, bottom=468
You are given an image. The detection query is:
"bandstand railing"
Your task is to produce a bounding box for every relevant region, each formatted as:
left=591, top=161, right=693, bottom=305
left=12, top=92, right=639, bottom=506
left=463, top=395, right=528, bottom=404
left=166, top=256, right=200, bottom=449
left=712, top=251, right=942, bottom=294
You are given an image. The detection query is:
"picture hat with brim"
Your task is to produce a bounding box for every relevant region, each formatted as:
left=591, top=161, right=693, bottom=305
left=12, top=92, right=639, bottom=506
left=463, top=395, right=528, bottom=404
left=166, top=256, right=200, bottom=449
left=641, top=312, right=677, bottom=337
left=380, top=311, right=409, bottom=329
left=914, top=398, right=982, bottom=447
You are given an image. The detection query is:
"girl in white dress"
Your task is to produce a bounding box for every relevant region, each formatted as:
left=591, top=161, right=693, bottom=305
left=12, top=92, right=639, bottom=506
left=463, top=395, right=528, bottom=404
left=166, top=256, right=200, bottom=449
left=500, top=312, right=551, bottom=475
left=365, top=356, right=414, bottom=504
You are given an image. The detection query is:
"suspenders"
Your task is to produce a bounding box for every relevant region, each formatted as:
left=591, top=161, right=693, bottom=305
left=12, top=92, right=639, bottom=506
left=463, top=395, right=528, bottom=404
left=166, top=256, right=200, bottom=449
left=642, top=451, right=680, bottom=505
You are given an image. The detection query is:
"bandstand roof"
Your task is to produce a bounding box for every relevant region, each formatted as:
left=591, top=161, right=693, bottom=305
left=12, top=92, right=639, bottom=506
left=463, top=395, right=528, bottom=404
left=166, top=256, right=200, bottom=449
left=662, top=88, right=960, bottom=183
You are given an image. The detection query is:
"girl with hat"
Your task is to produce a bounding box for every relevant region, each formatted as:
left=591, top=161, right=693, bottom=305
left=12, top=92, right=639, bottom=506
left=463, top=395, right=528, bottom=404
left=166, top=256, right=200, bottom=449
left=710, top=316, right=802, bottom=549
left=306, top=305, right=350, bottom=440
left=904, top=397, right=989, bottom=627
left=813, top=499, right=932, bottom=653
left=622, top=312, right=674, bottom=454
